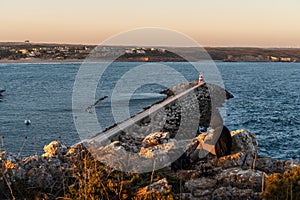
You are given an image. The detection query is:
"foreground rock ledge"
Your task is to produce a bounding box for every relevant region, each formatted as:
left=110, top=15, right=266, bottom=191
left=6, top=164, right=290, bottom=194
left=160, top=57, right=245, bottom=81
left=0, top=130, right=299, bottom=199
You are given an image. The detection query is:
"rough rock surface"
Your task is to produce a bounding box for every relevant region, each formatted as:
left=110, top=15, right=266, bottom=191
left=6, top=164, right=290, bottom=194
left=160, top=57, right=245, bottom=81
left=42, top=140, right=68, bottom=158
left=142, top=131, right=170, bottom=147
left=80, top=82, right=234, bottom=174
left=187, top=126, right=232, bottom=163
left=136, top=178, right=172, bottom=197
left=0, top=130, right=299, bottom=199
left=105, top=82, right=234, bottom=147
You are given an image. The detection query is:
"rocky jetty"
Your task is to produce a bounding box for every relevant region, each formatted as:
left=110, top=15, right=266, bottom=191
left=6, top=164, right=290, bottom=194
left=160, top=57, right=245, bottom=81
left=85, top=82, right=234, bottom=172
left=0, top=82, right=299, bottom=199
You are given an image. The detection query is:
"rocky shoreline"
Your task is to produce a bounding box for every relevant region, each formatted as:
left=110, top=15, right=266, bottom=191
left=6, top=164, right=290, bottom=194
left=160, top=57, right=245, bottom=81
left=1, top=82, right=299, bottom=199
left=1, top=130, right=299, bottom=199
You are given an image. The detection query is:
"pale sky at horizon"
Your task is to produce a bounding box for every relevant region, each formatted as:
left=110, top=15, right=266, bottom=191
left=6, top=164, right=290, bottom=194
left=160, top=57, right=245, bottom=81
left=1, top=0, right=300, bottom=47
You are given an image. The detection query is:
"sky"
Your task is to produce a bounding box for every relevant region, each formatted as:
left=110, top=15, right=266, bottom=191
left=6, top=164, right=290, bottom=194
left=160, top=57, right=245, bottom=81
left=0, top=0, right=300, bottom=47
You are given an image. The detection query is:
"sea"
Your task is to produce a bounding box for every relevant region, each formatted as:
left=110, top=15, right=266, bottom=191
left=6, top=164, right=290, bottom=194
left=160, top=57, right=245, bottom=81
left=0, top=62, right=299, bottom=160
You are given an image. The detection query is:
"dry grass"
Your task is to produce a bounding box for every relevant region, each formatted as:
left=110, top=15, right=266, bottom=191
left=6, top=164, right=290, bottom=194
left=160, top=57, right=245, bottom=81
left=261, top=167, right=300, bottom=200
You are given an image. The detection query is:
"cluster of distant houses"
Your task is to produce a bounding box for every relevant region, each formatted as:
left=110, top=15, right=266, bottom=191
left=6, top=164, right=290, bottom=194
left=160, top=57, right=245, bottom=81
left=0, top=45, right=91, bottom=60
left=267, top=56, right=296, bottom=62
left=125, top=47, right=166, bottom=55
left=225, top=55, right=297, bottom=62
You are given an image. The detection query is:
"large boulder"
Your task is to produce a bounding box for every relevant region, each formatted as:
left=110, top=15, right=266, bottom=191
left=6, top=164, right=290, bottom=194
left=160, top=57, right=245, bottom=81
left=214, top=126, right=232, bottom=158
left=88, top=137, right=184, bottom=172
left=230, top=130, right=258, bottom=154
left=211, top=130, right=258, bottom=169
left=187, top=125, right=232, bottom=162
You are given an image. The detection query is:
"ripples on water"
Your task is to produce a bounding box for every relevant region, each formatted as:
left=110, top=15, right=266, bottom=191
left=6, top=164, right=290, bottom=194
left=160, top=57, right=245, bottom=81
left=0, top=62, right=299, bottom=160
left=219, top=62, right=300, bottom=160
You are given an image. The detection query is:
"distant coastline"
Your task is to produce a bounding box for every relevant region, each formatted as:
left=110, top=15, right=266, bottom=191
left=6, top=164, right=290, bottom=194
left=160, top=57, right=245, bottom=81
left=0, top=42, right=299, bottom=63
left=0, top=58, right=84, bottom=64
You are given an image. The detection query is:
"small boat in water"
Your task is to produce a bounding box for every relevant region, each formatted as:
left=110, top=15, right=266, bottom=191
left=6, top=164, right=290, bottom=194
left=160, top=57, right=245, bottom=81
left=24, top=120, right=31, bottom=125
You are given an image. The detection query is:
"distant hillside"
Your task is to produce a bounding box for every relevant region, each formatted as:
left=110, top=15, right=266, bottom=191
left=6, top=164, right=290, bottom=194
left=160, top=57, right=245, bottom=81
left=0, top=42, right=299, bottom=62
left=206, top=47, right=300, bottom=62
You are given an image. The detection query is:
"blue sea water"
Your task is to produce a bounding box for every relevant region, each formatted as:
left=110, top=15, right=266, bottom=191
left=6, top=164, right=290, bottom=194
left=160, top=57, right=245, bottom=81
left=0, top=62, right=299, bottom=160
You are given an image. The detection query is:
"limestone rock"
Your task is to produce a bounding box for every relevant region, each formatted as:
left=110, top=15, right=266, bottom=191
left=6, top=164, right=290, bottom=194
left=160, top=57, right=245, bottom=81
left=88, top=138, right=184, bottom=172
left=185, top=177, right=217, bottom=191
left=94, top=141, right=127, bottom=159
left=1, top=129, right=300, bottom=199
left=231, top=187, right=254, bottom=200
left=208, top=130, right=259, bottom=170
left=214, top=126, right=232, bottom=158
left=194, top=160, right=222, bottom=175
left=211, top=152, right=247, bottom=168
left=230, top=130, right=257, bottom=154
left=142, top=132, right=170, bottom=147
left=216, top=167, right=264, bottom=192
left=67, top=143, right=87, bottom=156
left=188, top=126, right=232, bottom=162
left=42, top=141, right=68, bottom=158
left=139, top=139, right=185, bottom=170
left=212, top=187, right=254, bottom=200
left=140, top=142, right=174, bottom=159
left=136, top=178, right=171, bottom=197
left=188, top=132, right=211, bottom=162
left=256, top=156, right=300, bottom=174
left=192, top=189, right=212, bottom=198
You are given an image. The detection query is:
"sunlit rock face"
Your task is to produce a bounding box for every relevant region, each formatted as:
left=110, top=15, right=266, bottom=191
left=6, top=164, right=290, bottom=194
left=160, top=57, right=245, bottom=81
left=42, top=141, right=68, bottom=158
left=0, top=130, right=299, bottom=199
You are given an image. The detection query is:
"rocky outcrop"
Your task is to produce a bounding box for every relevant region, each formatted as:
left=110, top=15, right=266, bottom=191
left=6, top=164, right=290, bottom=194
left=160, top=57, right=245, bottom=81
left=89, top=82, right=234, bottom=173
left=177, top=130, right=299, bottom=200
left=0, top=129, right=299, bottom=199
left=102, top=82, right=233, bottom=147
left=187, top=126, right=232, bottom=163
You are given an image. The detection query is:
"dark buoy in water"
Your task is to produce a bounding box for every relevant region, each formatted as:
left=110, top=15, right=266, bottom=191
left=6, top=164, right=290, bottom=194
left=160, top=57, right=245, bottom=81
left=24, top=120, right=31, bottom=126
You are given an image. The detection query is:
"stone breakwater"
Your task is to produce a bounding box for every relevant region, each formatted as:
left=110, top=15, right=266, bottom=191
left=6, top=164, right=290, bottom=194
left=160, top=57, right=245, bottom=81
left=84, top=82, right=234, bottom=172
left=0, top=82, right=299, bottom=199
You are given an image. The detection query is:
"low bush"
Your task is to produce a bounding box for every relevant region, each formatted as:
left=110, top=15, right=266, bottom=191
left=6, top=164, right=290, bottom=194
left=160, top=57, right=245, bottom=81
left=262, top=167, right=300, bottom=200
